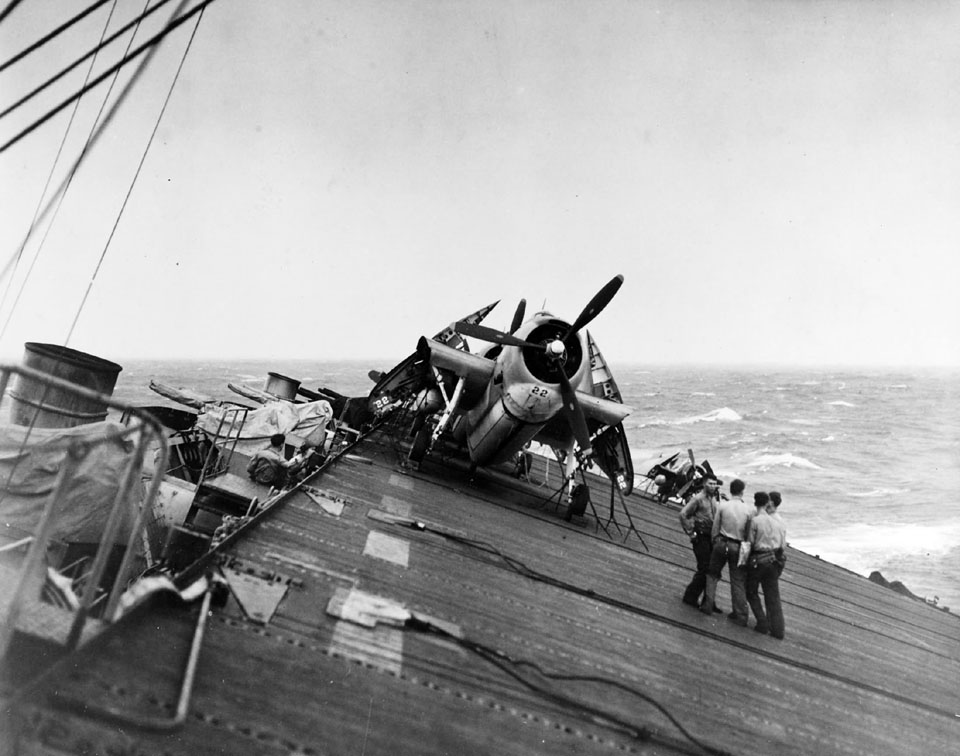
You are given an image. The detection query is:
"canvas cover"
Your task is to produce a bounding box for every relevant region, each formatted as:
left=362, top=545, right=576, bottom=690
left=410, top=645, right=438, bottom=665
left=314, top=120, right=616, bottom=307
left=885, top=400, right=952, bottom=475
left=196, top=399, right=333, bottom=455
left=0, top=420, right=142, bottom=544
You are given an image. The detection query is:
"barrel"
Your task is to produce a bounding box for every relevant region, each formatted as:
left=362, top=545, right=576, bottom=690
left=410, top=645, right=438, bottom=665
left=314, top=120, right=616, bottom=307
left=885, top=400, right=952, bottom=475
left=8, top=343, right=122, bottom=428
left=264, top=372, right=300, bottom=401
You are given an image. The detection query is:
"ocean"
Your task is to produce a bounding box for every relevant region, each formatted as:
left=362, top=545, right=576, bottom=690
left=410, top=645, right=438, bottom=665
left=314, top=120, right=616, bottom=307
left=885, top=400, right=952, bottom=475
left=111, top=359, right=960, bottom=614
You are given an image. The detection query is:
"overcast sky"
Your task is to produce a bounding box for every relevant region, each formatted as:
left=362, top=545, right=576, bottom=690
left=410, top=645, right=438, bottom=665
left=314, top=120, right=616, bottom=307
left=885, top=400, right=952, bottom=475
left=1, top=0, right=958, bottom=368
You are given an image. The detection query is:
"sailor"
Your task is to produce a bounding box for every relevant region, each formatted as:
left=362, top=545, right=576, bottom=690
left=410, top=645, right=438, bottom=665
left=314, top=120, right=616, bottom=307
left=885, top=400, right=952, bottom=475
left=287, top=442, right=321, bottom=483
left=247, top=433, right=294, bottom=486
left=745, top=491, right=787, bottom=639
left=679, top=477, right=723, bottom=611
left=701, top=478, right=753, bottom=625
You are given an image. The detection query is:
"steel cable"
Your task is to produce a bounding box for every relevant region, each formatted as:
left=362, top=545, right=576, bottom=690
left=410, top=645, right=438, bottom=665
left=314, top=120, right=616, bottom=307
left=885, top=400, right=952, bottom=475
left=0, top=0, right=113, bottom=73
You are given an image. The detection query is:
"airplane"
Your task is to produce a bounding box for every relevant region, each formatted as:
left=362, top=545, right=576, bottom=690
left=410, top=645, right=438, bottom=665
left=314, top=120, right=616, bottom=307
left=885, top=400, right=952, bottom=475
left=365, top=275, right=635, bottom=508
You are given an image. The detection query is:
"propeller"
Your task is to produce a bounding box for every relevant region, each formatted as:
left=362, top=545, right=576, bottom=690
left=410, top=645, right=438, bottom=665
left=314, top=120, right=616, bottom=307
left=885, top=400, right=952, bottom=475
left=557, top=367, right=593, bottom=457
left=561, top=274, right=624, bottom=342
left=509, top=299, right=526, bottom=334
left=453, top=321, right=539, bottom=349
left=550, top=274, right=623, bottom=457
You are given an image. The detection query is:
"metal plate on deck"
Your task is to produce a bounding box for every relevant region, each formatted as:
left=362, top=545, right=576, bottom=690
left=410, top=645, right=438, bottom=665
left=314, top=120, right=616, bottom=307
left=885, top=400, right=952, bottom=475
left=362, top=531, right=410, bottom=567
left=388, top=473, right=414, bottom=490
left=222, top=567, right=289, bottom=624
left=379, top=495, right=412, bottom=517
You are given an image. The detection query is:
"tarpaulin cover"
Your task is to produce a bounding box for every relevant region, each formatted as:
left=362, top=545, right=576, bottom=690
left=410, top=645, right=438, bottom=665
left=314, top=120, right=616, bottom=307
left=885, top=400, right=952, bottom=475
left=196, top=399, right=333, bottom=455
left=0, top=421, right=142, bottom=544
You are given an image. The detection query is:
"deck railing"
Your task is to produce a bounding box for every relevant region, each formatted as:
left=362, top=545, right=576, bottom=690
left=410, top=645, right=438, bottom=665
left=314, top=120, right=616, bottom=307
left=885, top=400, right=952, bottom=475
left=0, top=362, right=169, bottom=658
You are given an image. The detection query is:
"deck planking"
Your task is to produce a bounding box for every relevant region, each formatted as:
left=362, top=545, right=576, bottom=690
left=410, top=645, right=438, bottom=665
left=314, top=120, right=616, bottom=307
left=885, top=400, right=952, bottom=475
left=5, top=428, right=959, bottom=755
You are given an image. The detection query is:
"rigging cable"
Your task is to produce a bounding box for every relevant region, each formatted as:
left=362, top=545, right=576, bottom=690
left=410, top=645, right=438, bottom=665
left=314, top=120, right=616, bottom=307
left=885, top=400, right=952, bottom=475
left=0, top=0, right=211, bottom=290
left=0, top=0, right=126, bottom=513
left=0, top=0, right=122, bottom=340
left=0, top=0, right=216, bottom=155
left=0, top=0, right=24, bottom=25
left=397, top=517, right=960, bottom=720
left=65, top=4, right=207, bottom=346
left=0, top=0, right=113, bottom=73
left=0, top=0, right=181, bottom=121
left=403, top=616, right=730, bottom=756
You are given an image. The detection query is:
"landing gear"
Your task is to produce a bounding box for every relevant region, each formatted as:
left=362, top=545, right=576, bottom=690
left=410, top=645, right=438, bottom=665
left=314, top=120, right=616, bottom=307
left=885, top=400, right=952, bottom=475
left=409, top=424, right=432, bottom=466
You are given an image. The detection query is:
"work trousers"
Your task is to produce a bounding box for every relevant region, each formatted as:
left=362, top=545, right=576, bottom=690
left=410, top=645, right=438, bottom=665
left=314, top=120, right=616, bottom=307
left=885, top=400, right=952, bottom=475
left=703, top=538, right=748, bottom=623
left=682, top=534, right=713, bottom=605
left=746, top=561, right=785, bottom=639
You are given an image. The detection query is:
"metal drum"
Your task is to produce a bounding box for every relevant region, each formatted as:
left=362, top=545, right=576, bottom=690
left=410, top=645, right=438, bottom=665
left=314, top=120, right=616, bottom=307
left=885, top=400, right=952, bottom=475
left=264, top=372, right=300, bottom=401
left=8, top=342, right=122, bottom=428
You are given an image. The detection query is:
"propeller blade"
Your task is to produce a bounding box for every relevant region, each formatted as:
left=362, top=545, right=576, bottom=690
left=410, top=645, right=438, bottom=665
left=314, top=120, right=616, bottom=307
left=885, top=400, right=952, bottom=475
left=454, top=321, right=540, bottom=349
left=509, top=299, right=526, bottom=334
left=557, top=369, right=593, bottom=457
left=563, top=274, right=624, bottom=339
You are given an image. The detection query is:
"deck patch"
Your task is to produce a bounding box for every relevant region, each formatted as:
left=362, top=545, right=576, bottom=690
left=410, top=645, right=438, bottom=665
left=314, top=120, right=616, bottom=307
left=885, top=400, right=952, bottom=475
left=326, top=586, right=409, bottom=627
left=329, top=620, right=403, bottom=675
left=388, top=473, right=414, bottom=490
left=222, top=568, right=289, bottom=624
left=379, top=495, right=412, bottom=517
left=363, top=531, right=410, bottom=567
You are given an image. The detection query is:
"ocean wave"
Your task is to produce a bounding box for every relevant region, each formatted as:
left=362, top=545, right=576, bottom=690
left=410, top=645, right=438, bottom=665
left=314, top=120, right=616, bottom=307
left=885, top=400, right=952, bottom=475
left=821, top=435, right=835, bottom=442
left=789, top=418, right=819, bottom=426
left=638, top=407, right=742, bottom=428
left=791, top=521, right=960, bottom=567
left=744, top=452, right=822, bottom=471
left=691, top=391, right=715, bottom=396
left=674, top=407, right=742, bottom=425
left=847, top=487, right=910, bottom=498
left=827, top=400, right=856, bottom=407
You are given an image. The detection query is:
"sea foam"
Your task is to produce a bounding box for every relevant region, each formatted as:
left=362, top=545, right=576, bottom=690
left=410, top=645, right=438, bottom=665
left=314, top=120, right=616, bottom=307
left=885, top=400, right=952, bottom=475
left=673, top=407, right=742, bottom=425
left=744, top=452, right=822, bottom=470
left=847, top=487, right=910, bottom=498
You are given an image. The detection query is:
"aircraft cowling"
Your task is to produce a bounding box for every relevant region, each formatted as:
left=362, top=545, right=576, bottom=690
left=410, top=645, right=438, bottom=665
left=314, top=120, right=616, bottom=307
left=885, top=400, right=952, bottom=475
left=503, top=317, right=591, bottom=400
left=462, top=320, right=590, bottom=465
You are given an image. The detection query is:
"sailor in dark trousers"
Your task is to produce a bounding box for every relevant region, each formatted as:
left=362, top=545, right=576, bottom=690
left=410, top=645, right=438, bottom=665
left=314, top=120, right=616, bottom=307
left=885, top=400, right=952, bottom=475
left=745, top=491, right=787, bottom=639
left=702, top=478, right=753, bottom=624
left=679, top=477, right=722, bottom=611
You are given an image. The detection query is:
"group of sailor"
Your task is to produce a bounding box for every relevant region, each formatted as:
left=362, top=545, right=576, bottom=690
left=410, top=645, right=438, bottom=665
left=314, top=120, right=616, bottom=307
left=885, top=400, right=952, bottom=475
left=679, top=477, right=787, bottom=639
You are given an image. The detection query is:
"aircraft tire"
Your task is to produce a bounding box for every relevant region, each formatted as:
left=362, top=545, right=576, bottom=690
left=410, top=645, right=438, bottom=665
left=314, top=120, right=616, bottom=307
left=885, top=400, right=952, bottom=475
left=410, top=426, right=431, bottom=463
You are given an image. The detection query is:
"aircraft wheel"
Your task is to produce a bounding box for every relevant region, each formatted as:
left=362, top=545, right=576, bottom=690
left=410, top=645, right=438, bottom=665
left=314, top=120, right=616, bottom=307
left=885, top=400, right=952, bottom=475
left=410, top=426, right=431, bottom=464
left=410, top=413, right=426, bottom=437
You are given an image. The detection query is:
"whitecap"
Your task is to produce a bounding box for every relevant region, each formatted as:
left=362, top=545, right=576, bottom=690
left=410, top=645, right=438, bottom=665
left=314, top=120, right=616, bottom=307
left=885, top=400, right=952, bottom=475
left=821, top=436, right=835, bottom=442
left=789, top=418, right=820, bottom=426
left=827, top=400, right=856, bottom=407
left=744, top=453, right=822, bottom=471
left=848, top=487, right=910, bottom=498
left=691, top=391, right=716, bottom=396
left=791, top=521, right=960, bottom=570
left=673, top=407, right=742, bottom=425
